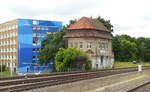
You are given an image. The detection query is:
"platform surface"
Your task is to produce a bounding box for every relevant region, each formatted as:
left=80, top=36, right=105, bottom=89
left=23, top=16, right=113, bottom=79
left=26, top=69, right=150, bottom=92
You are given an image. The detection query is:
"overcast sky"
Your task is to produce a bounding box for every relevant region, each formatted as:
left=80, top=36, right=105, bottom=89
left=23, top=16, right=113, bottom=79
left=0, top=0, right=150, bottom=37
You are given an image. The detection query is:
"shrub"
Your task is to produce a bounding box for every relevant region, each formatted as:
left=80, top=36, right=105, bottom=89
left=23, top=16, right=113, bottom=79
left=0, top=65, right=6, bottom=72
left=55, top=47, right=92, bottom=71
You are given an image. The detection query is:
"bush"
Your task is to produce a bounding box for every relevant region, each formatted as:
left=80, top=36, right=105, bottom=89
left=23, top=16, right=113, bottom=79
left=54, top=47, right=92, bottom=71
left=0, top=65, right=6, bottom=72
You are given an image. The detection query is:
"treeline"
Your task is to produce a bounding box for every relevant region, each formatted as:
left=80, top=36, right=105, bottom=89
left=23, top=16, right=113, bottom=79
left=113, top=35, right=150, bottom=62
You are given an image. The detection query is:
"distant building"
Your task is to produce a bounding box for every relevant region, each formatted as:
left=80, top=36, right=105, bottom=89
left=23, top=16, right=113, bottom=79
left=64, top=17, right=114, bottom=69
left=0, top=19, right=62, bottom=73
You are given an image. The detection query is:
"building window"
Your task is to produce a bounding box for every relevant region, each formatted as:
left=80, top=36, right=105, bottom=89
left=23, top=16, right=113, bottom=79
left=32, top=48, right=40, bottom=52
left=101, top=56, right=104, bottom=65
left=33, top=21, right=39, bottom=25
left=99, top=43, right=104, bottom=50
left=33, top=33, right=36, bottom=37
left=12, top=25, right=16, bottom=29
left=32, top=56, right=38, bottom=60
left=37, top=26, right=40, bottom=30
left=13, top=40, right=16, bottom=44
left=32, top=56, right=36, bottom=59
left=80, top=42, right=83, bottom=48
left=69, top=42, right=73, bottom=47
left=33, top=26, right=36, bottom=30
left=33, top=37, right=39, bottom=45
left=32, top=48, right=36, bottom=51
left=99, top=43, right=108, bottom=51
left=87, top=42, right=92, bottom=49
left=41, top=27, right=45, bottom=30
left=33, top=41, right=39, bottom=45
left=13, top=48, right=16, bottom=52
left=105, top=44, right=108, bottom=51
left=8, top=26, right=11, bottom=30
left=6, top=63, right=8, bottom=67
left=45, top=27, right=49, bottom=30
left=13, top=56, right=16, bottom=60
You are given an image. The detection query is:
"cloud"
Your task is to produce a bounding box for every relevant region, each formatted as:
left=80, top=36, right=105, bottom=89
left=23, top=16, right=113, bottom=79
left=10, top=6, right=47, bottom=17
left=0, top=0, right=150, bottom=37
left=4, top=0, right=101, bottom=17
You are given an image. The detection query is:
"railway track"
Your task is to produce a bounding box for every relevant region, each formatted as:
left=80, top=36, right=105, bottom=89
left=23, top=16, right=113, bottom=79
left=0, top=71, right=85, bottom=81
left=128, top=81, right=150, bottom=92
left=0, top=66, right=150, bottom=92
left=0, top=68, right=117, bottom=81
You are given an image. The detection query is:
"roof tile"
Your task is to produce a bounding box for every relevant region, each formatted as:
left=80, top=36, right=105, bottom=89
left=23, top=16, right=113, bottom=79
left=68, top=17, right=110, bottom=32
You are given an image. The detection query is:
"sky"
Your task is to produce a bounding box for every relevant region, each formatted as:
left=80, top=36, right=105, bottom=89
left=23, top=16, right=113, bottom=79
left=0, top=0, right=150, bottom=37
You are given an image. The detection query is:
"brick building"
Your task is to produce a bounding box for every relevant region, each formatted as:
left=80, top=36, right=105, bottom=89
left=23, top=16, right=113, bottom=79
left=64, top=17, right=114, bottom=69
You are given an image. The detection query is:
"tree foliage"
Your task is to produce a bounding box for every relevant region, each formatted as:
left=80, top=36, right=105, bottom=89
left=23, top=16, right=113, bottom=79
left=96, top=16, right=114, bottom=32
left=113, top=35, right=137, bottom=61
left=113, top=34, right=150, bottom=62
left=55, top=47, right=92, bottom=71
left=0, top=65, right=6, bottom=72
left=39, top=29, right=66, bottom=65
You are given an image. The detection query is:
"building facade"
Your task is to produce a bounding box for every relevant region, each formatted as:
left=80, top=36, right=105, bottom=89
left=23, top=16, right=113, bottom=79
left=64, top=17, right=114, bottom=69
left=0, top=19, right=62, bottom=73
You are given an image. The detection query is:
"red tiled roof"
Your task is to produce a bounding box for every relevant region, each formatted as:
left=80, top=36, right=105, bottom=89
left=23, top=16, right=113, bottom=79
left=64, top=31, right=97, bottom=38
left=68, top=17, right=110, bottom=32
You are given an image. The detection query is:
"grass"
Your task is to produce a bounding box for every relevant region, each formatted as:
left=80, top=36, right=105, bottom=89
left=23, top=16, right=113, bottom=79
left=1, top=62, right=150, bottom=76
left=0, top=71, right=17, bottom=76
left=41, top=71, right=50, bottom=73
left=114, top=61, right=150, bottom=68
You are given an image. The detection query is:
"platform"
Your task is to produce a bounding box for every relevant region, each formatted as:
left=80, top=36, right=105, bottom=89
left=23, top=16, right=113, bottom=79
left=26, top=69, right=150, bottom=92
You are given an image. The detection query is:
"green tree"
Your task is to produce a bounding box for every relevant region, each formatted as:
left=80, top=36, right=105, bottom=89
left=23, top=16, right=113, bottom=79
left=119, top=34, right=136, bottom=42
left=144, top=38, right=150, bottom=61
left=66, top=19, right=77, bottom=28
left=120, top=40, right=137, bottom=61
left=113, top=35, right=137, bottom=62
left=136, top=37, right=146, bottom=61
left=96, top=16, right=113, bottom=32
left=39, top=29, right=66, bottom=65
left=0, top=65, right=6, bottom=72
left=112, top=35, right=122, bottom=61
left=55, top=47, right=92, bottom=71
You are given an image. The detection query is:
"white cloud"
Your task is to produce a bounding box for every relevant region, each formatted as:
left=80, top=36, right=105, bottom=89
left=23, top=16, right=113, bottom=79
left=0, top=0, right=150, bottom=37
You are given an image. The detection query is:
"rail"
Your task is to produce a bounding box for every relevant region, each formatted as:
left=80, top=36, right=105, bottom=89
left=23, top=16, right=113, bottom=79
left=0, top=66, right=150, bottom=92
